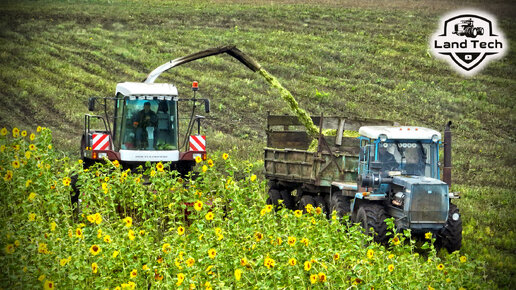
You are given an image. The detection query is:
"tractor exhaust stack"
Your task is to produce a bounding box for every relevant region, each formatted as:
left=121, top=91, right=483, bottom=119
left=443, top=121, right=452, bottom=187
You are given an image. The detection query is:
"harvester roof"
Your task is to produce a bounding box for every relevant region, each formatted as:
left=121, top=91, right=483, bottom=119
left=359, top=126, right=441, bottom=141
left=116, top=82, right=178, bottom=96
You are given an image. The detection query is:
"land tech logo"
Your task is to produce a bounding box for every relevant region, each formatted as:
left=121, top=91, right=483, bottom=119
left=430, top=10, right=507, bottom=76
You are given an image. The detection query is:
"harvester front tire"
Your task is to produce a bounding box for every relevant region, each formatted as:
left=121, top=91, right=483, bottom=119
left=355, top=204, right=388, bottom=244
left=436, top=203, right=462, bottom=253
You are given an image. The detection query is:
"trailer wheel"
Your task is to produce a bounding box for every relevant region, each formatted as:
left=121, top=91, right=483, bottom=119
left=313, top=195, right=327, bottom=214
left=436, top=203, right=462, bottom=253
left=280, top=189, right=296, bottom=210
left=298, top=195, right=316, bottom=213
left=266, top=188, right=283, bottom=209
left=328, top=192, right=351, bottom=220
left=355, top=204, right=388, bottom=244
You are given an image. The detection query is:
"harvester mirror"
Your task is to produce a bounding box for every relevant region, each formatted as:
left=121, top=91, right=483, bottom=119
left=204, top=99, right=210, bottom=113
left=88, top=98, right=96, bottom=111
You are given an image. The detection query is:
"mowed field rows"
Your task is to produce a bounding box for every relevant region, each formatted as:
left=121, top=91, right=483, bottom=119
left=0, top=0, right=515, bottom=288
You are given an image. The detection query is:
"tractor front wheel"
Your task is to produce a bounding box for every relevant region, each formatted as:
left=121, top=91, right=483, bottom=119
left=436, top=203, right=462, bottom=253
left=355, top=204, right=389, bottom=244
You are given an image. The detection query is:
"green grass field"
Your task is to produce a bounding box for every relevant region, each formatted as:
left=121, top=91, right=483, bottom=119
left=0, top=0, right=515, bottom=287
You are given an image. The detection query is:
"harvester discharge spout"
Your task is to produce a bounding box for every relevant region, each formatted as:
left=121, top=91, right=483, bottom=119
left=144, top=45, right=262, bottom=84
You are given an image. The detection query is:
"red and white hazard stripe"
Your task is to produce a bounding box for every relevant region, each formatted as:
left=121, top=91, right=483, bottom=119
left=189, top=135, right=206, bottom=151
left=92, top=134, right=110, bottom=150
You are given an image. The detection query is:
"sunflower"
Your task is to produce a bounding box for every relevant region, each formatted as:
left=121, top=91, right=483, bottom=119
left=177, top=226, right=185, bottom=236
left=208, top=248, right=217, bottom=259
left=4, top=170, right=13, bottom=182
left=186, top=258, right=195, bottom=267
left=128, top=230, right=135, bottom=241
left=156, top=161, right=164, bottom=172
left=43, top=280, right=55, bottom=290
left=304, top=261, right=312, bottom=271
left=367, top=249, right=374, bottom=259
left=333, top=253, right=340, bottom=261
left=92, top=262, right=98, bottom=274
left=59, top=257, right=69, bottom=267
left=30, top=133, right=35, bottom=140
left=25, top=151, right=31, bottom=159
left=29, top=144, right=36, bottom=151
left=62, top=177, right=71, bottom=186
left=460, top=256, right=467, bottom=263
left=4, top=244, right=15, bottom=254
left=76, top=228, right=84, bottom=238
left=90, top=245, right=101, bottom=256
left=264, top=205, right=273, bottom=213
left=318, top=272, right=327, bottom=282
left=254, top=232, right=263, bottom=242
left=310, top=274, right=318, bottom=284
left=234, top=268, right=242, bottom=281
left=294, top=210, right=303, bottom=217
left=288, top=236, right=296, bottom=246
left=154, top=270, right=164, bottom=281
left=111, top=250, right=119, bottom=258
left=12, top=160, right=20, bottom=169
left=264, top=257, right=275, bottom=269
left=130, top=269, right=137, bottom=278
left=425, top=232, right=432, bottom=240
left=0, top=127, right=7, bottom=135
left=28, top=213, right=36, bottom=222
left=195, top=156, right=202, bottom=163
left=205, top=212, right=214, bottom=221
left=315, top=207, right=322, bottom=215
left=194, top=200, right=203, bottom=211
left=392, top=236, right=401, bottom=246
left=207, top=159, right=214, bottom=167
left=162, top=243, right=171, bottom=254
left=21, top=130, right=27, bottom=137
left=288, top=258, right=297, bottom=266
left=300, top=238, right=309, bottom=246
left=12, top=127, right=20, bottom=137
left=240, top=258, right=248, bottom=266
left=250, top=174, right=257, bottom=182
left=103, top=235, right=111, bottom=243
left=437, top=264, right=444, bottom=271
left=276, top=237, right=283, bottom=246
left=173, top=273, right=184, bottom=286
left=123, top=216, right=132, bottom=228
left=388, top=264, right=395, bottom=272
left=222, top=153, right=229, bottom=160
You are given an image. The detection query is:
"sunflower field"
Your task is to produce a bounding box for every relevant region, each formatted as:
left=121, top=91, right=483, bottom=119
left=0, top=126, right=492, bottom=289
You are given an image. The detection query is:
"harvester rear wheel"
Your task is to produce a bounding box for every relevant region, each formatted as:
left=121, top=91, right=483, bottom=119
left=355, top=204, right=388, bottom=244
left=436, top=203, right=462, bottom=253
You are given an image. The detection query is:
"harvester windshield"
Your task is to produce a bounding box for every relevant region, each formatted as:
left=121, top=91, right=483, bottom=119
left=116, top=97, right=178, bottom=150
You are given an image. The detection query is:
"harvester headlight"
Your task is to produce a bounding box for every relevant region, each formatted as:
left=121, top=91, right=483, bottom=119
left=431, top=134, right=440, bottom=143
left=379, top=134, right=387, bottom=142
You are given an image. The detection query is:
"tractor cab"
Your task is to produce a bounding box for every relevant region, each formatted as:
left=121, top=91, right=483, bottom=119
left=358, top=126, right=441, bottom=180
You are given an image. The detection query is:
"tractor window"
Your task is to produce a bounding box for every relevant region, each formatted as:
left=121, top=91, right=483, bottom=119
left=120, top=98, right=178, bottom=150
left=377, top=142, right=437, bottom=178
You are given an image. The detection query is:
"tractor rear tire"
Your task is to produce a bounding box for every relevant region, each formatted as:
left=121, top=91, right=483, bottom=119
left=328, top=192, right=351, bottom=220
left=280, top=189, right=296, bottom=210
left=298, top=195, right=316, bottom=213
left=436, top=203, right=462, bottom=253
left=266, top=188, right=282, bottom=209
left=355, top=204, right=389, bottom=244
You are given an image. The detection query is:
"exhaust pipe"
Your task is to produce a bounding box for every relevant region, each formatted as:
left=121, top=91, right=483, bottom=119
left=443, top=121, right=452, bottom=187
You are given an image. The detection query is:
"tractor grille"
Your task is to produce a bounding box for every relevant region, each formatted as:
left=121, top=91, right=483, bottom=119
left=409, top=184, right=447, bottom=223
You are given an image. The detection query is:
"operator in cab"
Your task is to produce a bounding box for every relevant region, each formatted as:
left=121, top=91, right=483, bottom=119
left=132, top=102, right=157, bottom=149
